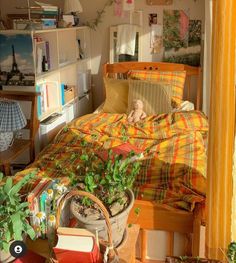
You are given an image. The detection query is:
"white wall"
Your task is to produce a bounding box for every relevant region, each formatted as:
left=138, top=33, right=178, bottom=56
left=0, top=0, right=205, bottom=108
left=78, top=0, right=205, bottom=107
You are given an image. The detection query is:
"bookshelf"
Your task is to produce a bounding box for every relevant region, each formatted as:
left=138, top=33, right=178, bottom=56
left=0, top=26, right=93, bottom=122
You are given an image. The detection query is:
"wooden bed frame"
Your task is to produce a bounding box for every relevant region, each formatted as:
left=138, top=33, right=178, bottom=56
left=103, top=62, right=205, bottom=262
left=104, top=61, right=202, bottom=111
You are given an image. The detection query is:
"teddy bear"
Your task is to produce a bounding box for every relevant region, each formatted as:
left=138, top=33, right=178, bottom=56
left=128, top=99, right=147, bottom=123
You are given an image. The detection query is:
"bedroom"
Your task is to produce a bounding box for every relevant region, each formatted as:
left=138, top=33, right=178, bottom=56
left=0, top=0, right=234, bottom=263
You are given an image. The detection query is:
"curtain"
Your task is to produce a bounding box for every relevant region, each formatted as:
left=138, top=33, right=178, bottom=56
left=206, top=0, right=236, bottom=260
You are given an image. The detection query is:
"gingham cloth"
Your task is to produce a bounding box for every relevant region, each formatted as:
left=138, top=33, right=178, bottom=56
left=15, top=111, right=208, bottom=212
left=0, top=100, right=27, bottom=132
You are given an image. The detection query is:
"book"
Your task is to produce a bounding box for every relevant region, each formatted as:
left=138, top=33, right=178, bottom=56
left=45, top=41, right=50, bottom=70
left=27, top=178, right=49, bottom=226
left=53, top=227, right=101, bottom=263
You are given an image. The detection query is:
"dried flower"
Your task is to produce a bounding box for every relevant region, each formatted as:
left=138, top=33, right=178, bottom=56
left=47, top=189, right=54, bottom=200
left=48, top=214, right=56, bottom=227
left=36, top=211, right=46, bottom=223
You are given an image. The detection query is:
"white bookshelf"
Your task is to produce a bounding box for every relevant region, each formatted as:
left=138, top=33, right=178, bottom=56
left=0, top=27, right=93, bottom=122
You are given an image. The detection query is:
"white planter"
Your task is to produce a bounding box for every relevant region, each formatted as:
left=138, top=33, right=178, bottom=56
left=0, top=241, right=15, bottom=263
left=71, top=189, right=134, bottom=248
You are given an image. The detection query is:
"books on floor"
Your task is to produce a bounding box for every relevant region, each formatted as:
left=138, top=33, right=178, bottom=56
left=53, top=227, right=101, bottom=263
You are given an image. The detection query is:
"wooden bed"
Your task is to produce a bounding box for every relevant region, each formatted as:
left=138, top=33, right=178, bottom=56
left=103, top=61, right=205, bottom=262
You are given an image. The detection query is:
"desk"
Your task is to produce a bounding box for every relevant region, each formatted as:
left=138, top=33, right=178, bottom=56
left=26, top=224, right=140, bottom=263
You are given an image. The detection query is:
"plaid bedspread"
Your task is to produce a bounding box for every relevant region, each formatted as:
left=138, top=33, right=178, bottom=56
left=16, top=111, right=208, bottom=211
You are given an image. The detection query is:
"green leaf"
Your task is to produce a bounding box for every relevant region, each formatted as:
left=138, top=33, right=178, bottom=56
left=10, top=173, right=34, bottom=195
left=4, top=177, right=13, bottom=194
left=24, top=223, right=35, bottom=240
left=11, top=213, right=23, bottom=241
left=134, top=207, right=141, bottom=216
left=5, top=230, right=11, bottom=243
left=0, top=172, right=3, bottom=182
left=2, top=240, right=9, bottom=252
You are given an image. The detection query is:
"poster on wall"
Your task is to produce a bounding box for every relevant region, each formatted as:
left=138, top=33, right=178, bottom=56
left=163, top=19, right=202, bottom=66
left=150, top=24, right=163, bottom=54
left=163, top=9, right=190, bottom=49
left=0, top=33, right=35, bottom=86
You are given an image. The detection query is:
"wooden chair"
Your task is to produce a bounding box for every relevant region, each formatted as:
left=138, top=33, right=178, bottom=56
left=0, top=91, right=40, bottom=175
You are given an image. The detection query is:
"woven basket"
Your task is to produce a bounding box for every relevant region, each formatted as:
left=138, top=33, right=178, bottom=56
left=50, top=190, right=119, bottom=263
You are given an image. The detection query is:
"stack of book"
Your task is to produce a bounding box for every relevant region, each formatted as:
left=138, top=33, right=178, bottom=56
left=32, top=1, right=59, bottom=29
left=27, top=178, right=68, bottom=239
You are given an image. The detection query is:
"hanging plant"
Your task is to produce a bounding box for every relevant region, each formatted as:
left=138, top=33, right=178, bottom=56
left=84, top=0, right=116, bottom=30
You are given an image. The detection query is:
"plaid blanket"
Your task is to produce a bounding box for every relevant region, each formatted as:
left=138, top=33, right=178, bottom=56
left=16, top=111, right=208, bottom=211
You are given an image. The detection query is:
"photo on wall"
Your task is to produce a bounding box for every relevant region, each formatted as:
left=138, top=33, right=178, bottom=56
left=149, top=13, right=158, bottom=26
left=163, top=19, right=202, bottom=67
left=0, top=33, right=35, bottom=86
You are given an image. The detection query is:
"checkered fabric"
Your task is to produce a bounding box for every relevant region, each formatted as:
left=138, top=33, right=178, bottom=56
left=128, top=70, right=186, bottom=106
left=0, top=100, right=27, bottom=132
left=15, top=111, right=208, bottom=212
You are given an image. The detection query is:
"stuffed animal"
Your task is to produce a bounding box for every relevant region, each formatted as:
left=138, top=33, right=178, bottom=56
left=128, top=99, right=147, bottom=123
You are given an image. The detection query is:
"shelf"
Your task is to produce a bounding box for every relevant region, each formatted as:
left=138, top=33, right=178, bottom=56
left=39, top=107, right=61, bottom=122
left=35, top=41, right=46, bottom=45
left=59, top=60, right=77, bottom=68
left=34, top=26, right=88, bottom=34
left=36, top=60, right=78, bottom=80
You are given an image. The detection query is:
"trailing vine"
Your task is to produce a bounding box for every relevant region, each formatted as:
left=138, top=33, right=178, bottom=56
left=84, top=0, right=116, bottom=30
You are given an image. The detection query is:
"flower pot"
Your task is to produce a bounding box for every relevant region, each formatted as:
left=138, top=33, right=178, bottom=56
left=70, top=189, right=134, bottom=248
left=0, top=246, right=15, bottom=263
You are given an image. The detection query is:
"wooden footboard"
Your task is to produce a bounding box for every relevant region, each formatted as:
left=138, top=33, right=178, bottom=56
left=128, top=200, right=203, bottom=261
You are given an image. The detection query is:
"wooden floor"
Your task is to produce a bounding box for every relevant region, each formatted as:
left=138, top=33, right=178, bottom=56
left=136, top=260, right=164, bottom=263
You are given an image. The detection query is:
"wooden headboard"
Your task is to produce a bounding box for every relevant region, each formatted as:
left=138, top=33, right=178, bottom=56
left=103, top=62, right=202, bottom=110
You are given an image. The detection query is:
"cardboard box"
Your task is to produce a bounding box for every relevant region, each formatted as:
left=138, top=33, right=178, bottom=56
left=64, top=85, right=76, bottom=104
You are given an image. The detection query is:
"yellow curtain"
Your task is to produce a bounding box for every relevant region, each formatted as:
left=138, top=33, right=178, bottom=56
left=206, top=0, right=236, bottom=260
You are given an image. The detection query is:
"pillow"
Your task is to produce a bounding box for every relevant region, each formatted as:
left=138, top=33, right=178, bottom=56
left=127, top=79, right=172, bottom=115
left=103, top=78, right=129, bottom=113
left=128, top=70, right=186, bottom=106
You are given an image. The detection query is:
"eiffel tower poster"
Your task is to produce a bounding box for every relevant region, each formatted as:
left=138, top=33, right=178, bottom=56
left=0, top=32, right=35, bottom=86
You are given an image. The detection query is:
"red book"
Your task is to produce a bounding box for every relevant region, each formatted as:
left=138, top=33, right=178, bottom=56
left=13, top=250, right=45, bottom=263
left=99, top=142, right=143, bottom=160
left=53, top=227, right=102, bottom=263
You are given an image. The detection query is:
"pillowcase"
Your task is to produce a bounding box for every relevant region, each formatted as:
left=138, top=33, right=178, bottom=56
left=103, top=78, right=129, bottom=113
left=127, top=79, right=172, bottom=115
left=128, top=70, right=186, bottom=106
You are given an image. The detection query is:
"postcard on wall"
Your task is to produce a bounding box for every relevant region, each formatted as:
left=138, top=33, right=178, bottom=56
left=114, top=0, right=123, bottom=17
left=163, top=9, right=190, bottom=50
left=0, top=33, right=35, bottom=86
left=150, top=24, right=163, bottom=54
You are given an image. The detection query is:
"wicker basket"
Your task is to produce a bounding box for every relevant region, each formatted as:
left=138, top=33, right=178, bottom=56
left=50, top=190, right=119, bottom=263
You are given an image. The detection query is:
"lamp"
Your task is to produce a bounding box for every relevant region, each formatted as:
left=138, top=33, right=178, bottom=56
left=64, top=0, right=83, bottom=26
left=0, top=100, right=27, bottom=152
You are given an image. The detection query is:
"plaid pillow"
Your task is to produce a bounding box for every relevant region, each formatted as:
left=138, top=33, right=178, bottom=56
left=128, top=70, right=186, bottom=106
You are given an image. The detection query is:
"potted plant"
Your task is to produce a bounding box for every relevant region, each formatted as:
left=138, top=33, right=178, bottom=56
left=70, top=146, right=142, bottom=247
left=227, top=241, right=236, bottom=263
left=0, top=172, right=36, bottom=262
